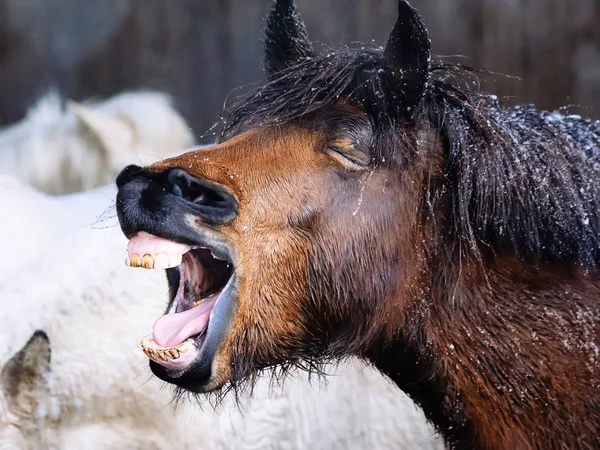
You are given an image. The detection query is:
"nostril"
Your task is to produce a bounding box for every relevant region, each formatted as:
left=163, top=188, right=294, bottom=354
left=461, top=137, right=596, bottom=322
left=116, top=165, right=144, bottom=188
left=166, top=168, right=226, bottom=205
left=164, top=168, right=238, bottom=224
left=167, top=168, right=200, bottom=201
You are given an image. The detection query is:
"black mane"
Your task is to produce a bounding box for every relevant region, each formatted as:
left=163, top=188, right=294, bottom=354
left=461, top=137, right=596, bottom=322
left=219, top=46, right=600, bottom=267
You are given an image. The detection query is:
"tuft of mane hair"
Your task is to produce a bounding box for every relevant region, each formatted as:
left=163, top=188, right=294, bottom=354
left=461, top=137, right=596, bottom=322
left=0, top=90, right=195, bottom=195
left=220, top=48, right=600, bottom=267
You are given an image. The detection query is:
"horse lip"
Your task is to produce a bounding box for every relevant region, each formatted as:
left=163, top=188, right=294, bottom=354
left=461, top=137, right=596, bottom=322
left=150, top=273, right=239, bottom=391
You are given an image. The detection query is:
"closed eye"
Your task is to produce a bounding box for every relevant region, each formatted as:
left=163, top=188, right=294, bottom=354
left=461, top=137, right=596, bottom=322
left=325, top=146, right=369, bottom=171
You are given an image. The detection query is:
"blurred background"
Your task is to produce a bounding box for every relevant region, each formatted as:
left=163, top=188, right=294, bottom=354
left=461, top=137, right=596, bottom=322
left=0, top=0, right=599, bottom=142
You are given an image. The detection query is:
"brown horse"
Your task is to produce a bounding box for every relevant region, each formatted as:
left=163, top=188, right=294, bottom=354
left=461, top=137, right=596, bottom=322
left=115, top=0, right=600, bottom=448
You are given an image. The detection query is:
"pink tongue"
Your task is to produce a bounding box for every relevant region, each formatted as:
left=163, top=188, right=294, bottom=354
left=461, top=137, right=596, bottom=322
left=152, top=297, right=217, bottom=348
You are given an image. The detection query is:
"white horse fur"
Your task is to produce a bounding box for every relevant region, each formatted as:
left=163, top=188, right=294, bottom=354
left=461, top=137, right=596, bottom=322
left=0, top=179, right=443, bottom=449
left=0, top=90, right=195, bottom=194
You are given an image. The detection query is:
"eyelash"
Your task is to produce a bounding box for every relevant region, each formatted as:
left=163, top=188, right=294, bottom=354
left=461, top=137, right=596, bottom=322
left=325, top=146, right=367, bottom=171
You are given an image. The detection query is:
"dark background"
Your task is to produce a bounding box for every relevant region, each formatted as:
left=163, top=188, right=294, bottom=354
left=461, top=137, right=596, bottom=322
left=0, top=0, right=598, bottom=143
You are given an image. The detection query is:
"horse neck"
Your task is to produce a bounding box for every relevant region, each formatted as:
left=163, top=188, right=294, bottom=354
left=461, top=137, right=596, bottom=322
left=367, top=257, right=600, bottom=449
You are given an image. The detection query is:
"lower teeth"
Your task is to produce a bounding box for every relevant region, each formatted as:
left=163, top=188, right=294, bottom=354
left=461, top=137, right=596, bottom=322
left=140, top=339, right=189, bottom=361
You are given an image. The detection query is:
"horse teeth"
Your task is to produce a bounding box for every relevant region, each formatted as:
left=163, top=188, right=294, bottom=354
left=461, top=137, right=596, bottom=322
left=169, top=254, right=182, bottom=267
left=176, top=342, right=189, bottom=353
left=193, top=300, right=201, bottom=307
left=130, top=253, right=141, bottom=267
left=126, top=252, right=183, bottom=270
left=154, top=253, right=170, bottom=269
left=139, top=338, right=186, bottom=361
left=142, top=254, right=154, bottom=269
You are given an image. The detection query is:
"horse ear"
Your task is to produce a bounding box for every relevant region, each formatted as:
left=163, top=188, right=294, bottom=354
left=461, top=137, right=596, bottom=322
left=263, top=0, right=315, bottom=78
left=67, top=100, right=134, bottom=159
left=1, top=330, right=51, bottom=414
left=384, top=0, right=431, bottom=114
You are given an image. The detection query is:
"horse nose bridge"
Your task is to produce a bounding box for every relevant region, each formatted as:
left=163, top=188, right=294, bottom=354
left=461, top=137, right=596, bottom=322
left=148, top=146, right=234, bottom=183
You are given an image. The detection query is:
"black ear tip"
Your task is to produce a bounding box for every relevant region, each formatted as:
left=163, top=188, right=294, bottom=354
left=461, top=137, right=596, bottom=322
left=270, top=0, right=295, bottom=14
left=31, top=330, right=50, bottom=343
left=385, top=0, right=431, bottom=56
left=398, top=0, right=424, bottom=17
left=398, top=0, right=416, bottom=10
left=395, top=0, right=429, bottom=34
left=264, top=0, right=314, bottom=77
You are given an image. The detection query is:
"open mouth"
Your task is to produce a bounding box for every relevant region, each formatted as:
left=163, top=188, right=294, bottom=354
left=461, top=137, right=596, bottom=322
left=126, top=231, right=235, bottom=373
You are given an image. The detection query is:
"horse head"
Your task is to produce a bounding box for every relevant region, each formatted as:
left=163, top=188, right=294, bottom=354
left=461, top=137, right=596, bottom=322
left=116, top=0, right=433, bottom=392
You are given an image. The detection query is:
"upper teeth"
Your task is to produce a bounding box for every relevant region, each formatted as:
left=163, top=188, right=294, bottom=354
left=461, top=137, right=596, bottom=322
left=126, top=252, right=182, bottom=269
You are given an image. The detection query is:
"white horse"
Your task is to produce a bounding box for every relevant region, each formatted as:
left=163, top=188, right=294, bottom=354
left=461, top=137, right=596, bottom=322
left=0, top=179, right=443, bottom=449
left=0, top=91, right=195, bottom=194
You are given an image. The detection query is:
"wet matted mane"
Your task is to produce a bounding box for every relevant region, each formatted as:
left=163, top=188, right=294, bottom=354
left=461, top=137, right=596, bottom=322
left=116, top=1, right=600, bottom=448
left=222, top=51, right=600, bottom=266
